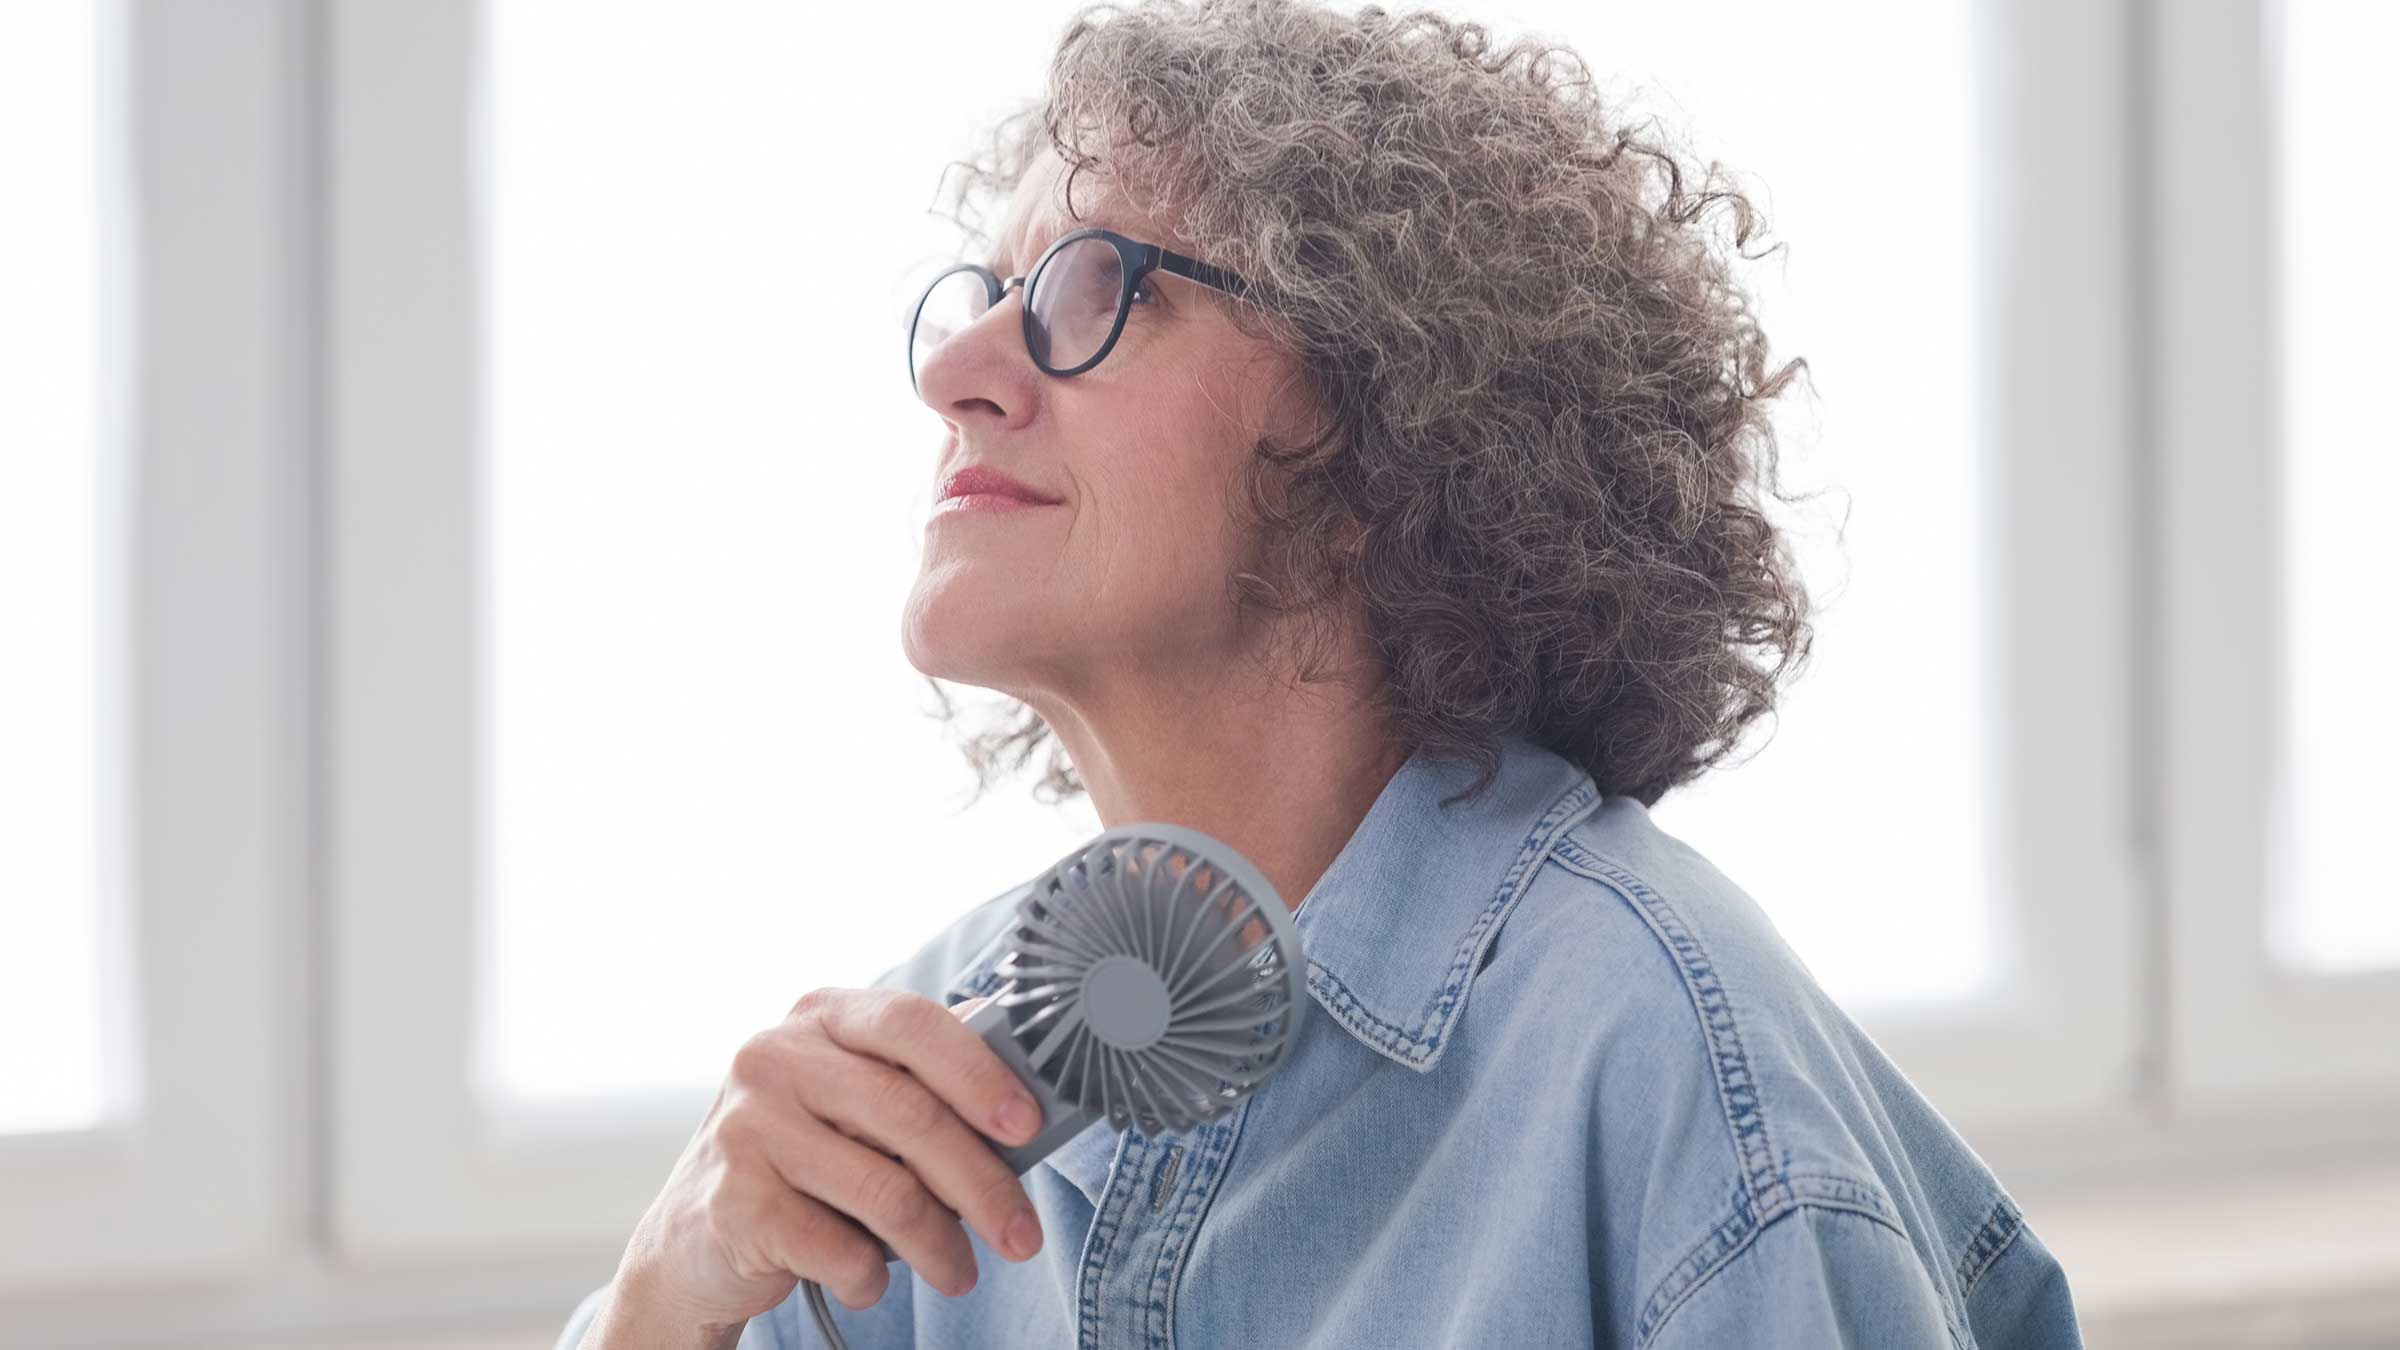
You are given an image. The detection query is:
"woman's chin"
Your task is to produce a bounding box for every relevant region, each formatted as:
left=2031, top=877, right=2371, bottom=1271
left=900, top=595, right=1049, bottom=684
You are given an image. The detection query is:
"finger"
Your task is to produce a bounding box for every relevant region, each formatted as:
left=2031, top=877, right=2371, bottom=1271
left=757, top=1183, right=892, bottom=1312
left=813, top=989, right=1045, bottom=1154
left=797, top=1044, right=1044, bottom=1271
left=760, top=1106, right=988, bottom=1298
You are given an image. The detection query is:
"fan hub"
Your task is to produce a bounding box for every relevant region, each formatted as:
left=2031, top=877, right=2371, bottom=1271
left=1080, top=953, right=1172, bottom=1051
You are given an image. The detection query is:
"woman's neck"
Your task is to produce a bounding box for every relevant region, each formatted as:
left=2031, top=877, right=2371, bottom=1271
left=1036, top=682, right=1401, bottom=912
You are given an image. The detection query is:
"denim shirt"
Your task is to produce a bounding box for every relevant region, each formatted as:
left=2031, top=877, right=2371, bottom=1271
left=555, top=730, right=2083, bottom=1349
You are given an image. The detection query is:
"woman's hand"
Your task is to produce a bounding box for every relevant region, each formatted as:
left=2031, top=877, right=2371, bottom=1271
left=606, top=989, right=1048, bottom=1333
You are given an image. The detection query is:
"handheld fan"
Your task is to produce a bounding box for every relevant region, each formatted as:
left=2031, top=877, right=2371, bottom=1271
left=801, top=821, right=1308, bottom=1347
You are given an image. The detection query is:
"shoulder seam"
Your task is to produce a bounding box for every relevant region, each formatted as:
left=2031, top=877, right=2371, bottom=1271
left=1555, top=831, right=1979, bottom=1350
left=1550, top=836, right=1796, bottom=1216
left=1637, top=1196, right=1961, bottom=1350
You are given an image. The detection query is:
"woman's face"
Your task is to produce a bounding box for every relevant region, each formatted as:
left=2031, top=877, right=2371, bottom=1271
left=901, top=149, right=1314, bottom=727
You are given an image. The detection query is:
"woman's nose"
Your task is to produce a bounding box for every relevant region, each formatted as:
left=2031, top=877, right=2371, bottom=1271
left=914, top=283, right=1032, bottom=420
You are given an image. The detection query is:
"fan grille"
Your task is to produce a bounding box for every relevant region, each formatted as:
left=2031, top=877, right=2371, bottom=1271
left=991, top=832, right=1300, bottom=1135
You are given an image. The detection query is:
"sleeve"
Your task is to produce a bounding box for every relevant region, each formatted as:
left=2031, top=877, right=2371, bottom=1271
left=1642, top=1205, right=1960, bottom=1350
left=1961, top=1217, right=2087, bottom=1350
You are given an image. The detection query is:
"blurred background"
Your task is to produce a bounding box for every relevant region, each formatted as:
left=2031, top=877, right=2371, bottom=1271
left=3, top=0, right=2395, bottom=1346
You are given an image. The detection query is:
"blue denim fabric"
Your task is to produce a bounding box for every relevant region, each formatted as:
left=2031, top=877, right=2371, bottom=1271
left=555, top=729, right=2083, bottom=1348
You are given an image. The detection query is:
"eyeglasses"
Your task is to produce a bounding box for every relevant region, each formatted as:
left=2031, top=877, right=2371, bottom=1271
left=907, top=227, right=1254, bottom=395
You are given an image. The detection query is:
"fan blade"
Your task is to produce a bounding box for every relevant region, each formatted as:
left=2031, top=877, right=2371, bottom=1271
left=1169, top=977, right=1288, bottom=1024
left=1019, top=998, right=1089, bottom=1077
left=1156, top=864, right=1238, bottom=994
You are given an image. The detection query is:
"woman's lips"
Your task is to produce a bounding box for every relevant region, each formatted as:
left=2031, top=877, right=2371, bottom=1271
left=930, top=492, right=1059, bottom=516
left=937, top=462, right=1064, bottom=506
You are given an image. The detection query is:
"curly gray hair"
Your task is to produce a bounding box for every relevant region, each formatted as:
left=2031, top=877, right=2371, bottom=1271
left=919, top=0, right=1831, bottom=811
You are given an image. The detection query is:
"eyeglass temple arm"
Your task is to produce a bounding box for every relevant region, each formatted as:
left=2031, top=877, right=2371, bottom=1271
left=1153, top=249, right=1252, bottom=301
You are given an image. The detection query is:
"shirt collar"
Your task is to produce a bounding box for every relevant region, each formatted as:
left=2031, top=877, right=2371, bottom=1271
left=1288, top=726, right=1604, bottom=1073
left=943, top=730, right=1604, bottom=1204
left=943, top=729, right=1603, bottom=1072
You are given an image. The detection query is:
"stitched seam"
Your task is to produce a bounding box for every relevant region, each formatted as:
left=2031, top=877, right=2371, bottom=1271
left=1955, top=1192, right=2026, bottom=1297
left=1751, top=1169, right=1899, bottom=1226
left=1637, top=1195, right=1936, bottom=1350
left=1553, top=837, right=1790, bottom=1217
left=1304, top=960, right=1425, bottom=1057
left=1143, top=1131, right=1196, bottom=1348
left=1415, top=778, right=1605, bottom=1050
left=1146, top=1104, right=1249, bottom=1350
left=1076, top=1133, right=1148, bottom=1350
left=1633, top=1173, right=1904, bottom=1343
left=1303, top=778, right=1603, bottom=1064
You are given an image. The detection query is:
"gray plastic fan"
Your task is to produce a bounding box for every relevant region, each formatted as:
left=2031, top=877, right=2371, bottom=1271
left=802, top=822, right=1307, bottom=1347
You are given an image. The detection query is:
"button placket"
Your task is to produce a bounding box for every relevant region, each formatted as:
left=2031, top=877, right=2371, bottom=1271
left=1072, top=1104, right=1253, bottom=1350
left=1073, top=1129, right=1150, bottom=1350
left=1144, top=1108, right=1251, bottom=1350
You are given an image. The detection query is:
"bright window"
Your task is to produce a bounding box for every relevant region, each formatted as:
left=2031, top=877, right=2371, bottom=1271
left=2266, top=0, right=2400, bottom=974
left=0, top=1, right=110, bottom=1136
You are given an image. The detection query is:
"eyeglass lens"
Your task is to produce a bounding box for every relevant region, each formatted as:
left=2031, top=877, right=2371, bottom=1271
left=911, top=236, right=1127, bottom=386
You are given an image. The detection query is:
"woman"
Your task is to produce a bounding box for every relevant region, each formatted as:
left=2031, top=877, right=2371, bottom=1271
left=558, top=0, right=2084, bottom=1345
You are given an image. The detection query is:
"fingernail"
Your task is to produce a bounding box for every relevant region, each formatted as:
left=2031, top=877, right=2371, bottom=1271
left=1006, top=1210, right=1043, bottom=1261
left=997, top=1095, right=1039, bottom=1142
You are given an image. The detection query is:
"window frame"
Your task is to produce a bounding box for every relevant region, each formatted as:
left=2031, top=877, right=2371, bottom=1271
left=317, top=0, right=728, bottom=1257
left=9, top=0, right=2400, bottom=1342
left=0, top=0, right=294, bottom=1294
left=1833, top=0, right=2154, bottom=1144
left=2153, top=0, right=2400, bottom=1112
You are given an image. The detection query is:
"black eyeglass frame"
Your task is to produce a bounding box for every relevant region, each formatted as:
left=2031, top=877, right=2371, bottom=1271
left=907, top=226, right=1255, bottom=394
